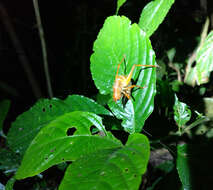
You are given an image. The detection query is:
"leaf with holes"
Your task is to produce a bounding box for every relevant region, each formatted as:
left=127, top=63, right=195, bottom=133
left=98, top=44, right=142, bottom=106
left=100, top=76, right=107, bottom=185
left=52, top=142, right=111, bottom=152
left=196, top=31, right=213, bottom=85
left=138, top=0, right=175, bottom=37
left=90, top=16, right=157, bottom=133
left=15, top=111, right=121, bottom=179
left=7, top=95, right=111, bottom=157
left=59, top=133, right=150, bottom=190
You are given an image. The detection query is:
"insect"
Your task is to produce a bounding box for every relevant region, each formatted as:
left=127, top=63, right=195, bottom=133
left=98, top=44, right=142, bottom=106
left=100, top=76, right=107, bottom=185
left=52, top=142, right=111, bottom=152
left=113, top=55, right=157, bottom=102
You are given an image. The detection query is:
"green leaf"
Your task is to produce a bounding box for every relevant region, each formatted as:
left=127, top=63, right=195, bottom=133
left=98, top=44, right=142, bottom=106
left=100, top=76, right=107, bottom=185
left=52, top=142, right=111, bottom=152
left=196, top=31, right=213, bottom=85
left=5, top=177, right=16, bottom=190
left=116, top=0, right=126, bottom=14
left=90, top=16, right=157, bottom=133
left=15, top=111, right=121, bottom=179
left=173, top=95, right=191, bottom=128
left=64, top=95, right=112, bottom=116
left=108, top=99, right=135, bottom=133
left=138, top=0, right=175, bottom=37
left=7, top=95, right=111, bottom=157
left=0, top=99, right=10, bottom=137
left=176, top=144, right=192, bottom=190
left=59, top=133, right=150, bottom=190
left=167, top=48, right=176, bottom=62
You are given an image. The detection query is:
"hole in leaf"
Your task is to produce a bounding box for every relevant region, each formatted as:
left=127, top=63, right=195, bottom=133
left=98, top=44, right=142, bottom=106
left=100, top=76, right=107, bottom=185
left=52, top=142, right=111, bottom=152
left=62, top=158, right=65, bottom=161
left=124, top=168, right=129, bottom=172
left=50, top=148, right=56, bottom=152
left=134, top=174, right=137, bottom=178
left=67, top=127, right=76, bottom=136
left=90, top=126, right=99, bottom=135
left=45, top=157, right=48, bottom=160
left=191, top=61, right=196, bottom=68
left=49, top=104, right=52, bottom=108
left=42, top=108, right=46, bottom=112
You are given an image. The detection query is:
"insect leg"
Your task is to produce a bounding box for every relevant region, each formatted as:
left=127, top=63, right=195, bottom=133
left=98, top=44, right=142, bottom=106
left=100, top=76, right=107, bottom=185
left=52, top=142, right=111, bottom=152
left=115, top=55, right=126, bottom=80
left=126, top=85, right=146, bottom=90
left=126, top=64, right=157, bottom=85
left=122, top=91, right=131, bottom=99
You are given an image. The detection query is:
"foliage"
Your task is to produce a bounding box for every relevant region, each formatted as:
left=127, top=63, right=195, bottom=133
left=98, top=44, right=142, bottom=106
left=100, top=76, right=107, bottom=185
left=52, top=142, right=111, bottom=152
left=196, top=30, right=213, bottom=85
left=173, top=94, right=191, bottom=132
left=1, top=0, right=213, bottom=190
left=138, top=0, right=175, bottom=37
left=90, top=15, right=156, bottom=133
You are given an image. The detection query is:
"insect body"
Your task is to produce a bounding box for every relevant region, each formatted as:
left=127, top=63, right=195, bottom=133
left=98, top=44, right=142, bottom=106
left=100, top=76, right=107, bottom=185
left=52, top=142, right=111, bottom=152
left=113, top=56, right=156, bottom=102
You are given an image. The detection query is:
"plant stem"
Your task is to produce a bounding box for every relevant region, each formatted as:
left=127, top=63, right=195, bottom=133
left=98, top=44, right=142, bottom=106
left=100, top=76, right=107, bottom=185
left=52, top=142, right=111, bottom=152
left=0, top=2, right=42, bottom=99
left=33, top=0, right=53, bottom=98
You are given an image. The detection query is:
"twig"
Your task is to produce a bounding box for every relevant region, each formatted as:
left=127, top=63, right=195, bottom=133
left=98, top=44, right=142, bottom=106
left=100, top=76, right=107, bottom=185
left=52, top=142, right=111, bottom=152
left=168, top=62, right=182, bottom=82
left=33, top=0, right=53, bottom=98
left=0, top=2, right=42, bottom=99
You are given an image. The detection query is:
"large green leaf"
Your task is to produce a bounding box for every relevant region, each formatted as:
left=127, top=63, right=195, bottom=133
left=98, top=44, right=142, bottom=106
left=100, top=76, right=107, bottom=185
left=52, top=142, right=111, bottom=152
left=59, top=133, right=150, bottom=190
left=64, top=95, right=112, bottom=116
left=7, top=95, right=111, bottom=157
left=196, top=31, right=213, bottom=85
left=15, top=111, right=121, bottom=179
left=0, top=99, right=10, bottom=137
left=90, top=16, right=157, bottom=133
left=138, top=0, right=175, bottom=37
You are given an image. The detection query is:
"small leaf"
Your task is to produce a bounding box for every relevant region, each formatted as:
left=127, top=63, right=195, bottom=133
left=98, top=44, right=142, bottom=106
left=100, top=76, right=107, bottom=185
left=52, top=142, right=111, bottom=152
left=5, top=177, right=16, bottom=190
left=196, top=31, right=213, bottom=85
left=176, top=144, right=192, bottom=190
left=0, top=99, right=10, bottom=137
left=138, top=0, right=175, bottom=37
left=167, top=48, right=176, bottom=62
left=116, top=0, right=126, bottom=14
left=59, top=133, right=150, bottom=190
left=7, top=95, right=110, bottom=157
left=173, top=95, right=191, bottom=128
left=15, top=111, right=121, bottom=179
left=90, top=16, right=157, bottom=132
